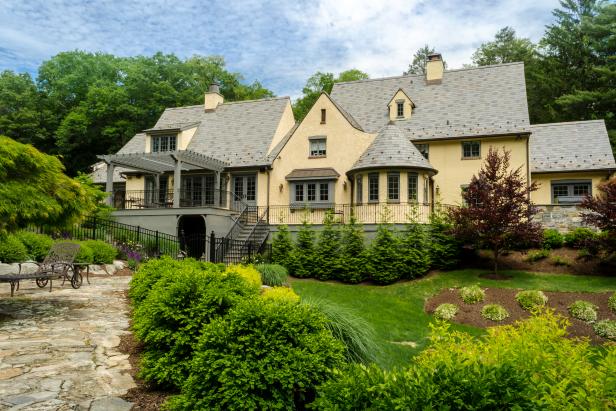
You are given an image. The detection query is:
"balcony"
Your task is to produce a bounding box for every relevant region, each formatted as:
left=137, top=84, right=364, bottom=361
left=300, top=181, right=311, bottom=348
left=113, top=189, right=245, bottom=212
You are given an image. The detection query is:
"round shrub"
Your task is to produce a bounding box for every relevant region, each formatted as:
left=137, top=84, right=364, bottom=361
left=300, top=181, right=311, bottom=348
left=434, top=303, right=458, bottom=320
left=460, top=285, right=485, bottom=304
left=302, top=297, right=379, bottom=365
left=15, top=231, right=53, bottom=262
left=82, top=240, right=117, bottom=264
left=0, top=234, right=28, bottom=263
left=225, top=264, right=262, bottom=287
left=515, top=290, right=548, bottom=311
left=481, top=304, right=509, bottom=322
left=72, top=242, right=94, bottom=264
left=593, top=320, right=616, bottom=341
left=167, top=298, right=345, bottom=410
left=256, top=263, right=288, bottom=286
left=608, top=292, right=616, bottom=313
left=525, top=249, right=549, bottom=262
left=568, top=300, right=598, bottom=322
left=133, top=264, right=260, bottom=389
left=262, top=286, right=300, bottom=303
left=542, top=229, right=564, bottom=250
left=564, top=228, right=596, bottom=249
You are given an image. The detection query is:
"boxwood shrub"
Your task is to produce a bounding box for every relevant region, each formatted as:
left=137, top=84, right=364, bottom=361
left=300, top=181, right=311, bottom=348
left=542, top=229, right=564, bottom=250
left=481, top=304, right=509, bottom=321
left=460, top=285, right=485, bottom=304
left=167, top=298, right=344, bottom=410
left=0, top=234, right=28, bottom=263
left=568, top=300, right=598, bottom=322
left=82, top=240, right=117, bottom=264
left=15, top=231, right=53, bottom=262
left=132, top=264, right=260, bottom=389
left=515, top=290, right=548, bottom=311
left=564, top=228, right=596, bottom=249
left=72, top=241, right=94, bottom=264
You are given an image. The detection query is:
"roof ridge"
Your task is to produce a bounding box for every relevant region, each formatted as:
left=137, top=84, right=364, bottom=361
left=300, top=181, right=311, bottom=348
left=531, top=119, right=605, bottom=128
left=333, top=62, right=525, bottom=87
left=163, top=96, right=289, bottom=111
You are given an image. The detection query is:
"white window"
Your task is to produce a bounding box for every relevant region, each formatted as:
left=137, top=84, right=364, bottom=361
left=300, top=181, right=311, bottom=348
left=309, top=138, right=326, bottom=157
left=152, top=135, right=177, bottom=152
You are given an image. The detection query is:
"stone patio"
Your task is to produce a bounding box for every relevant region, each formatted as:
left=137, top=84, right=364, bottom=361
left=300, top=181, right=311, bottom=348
left=0, top=275, right=135, bottom=410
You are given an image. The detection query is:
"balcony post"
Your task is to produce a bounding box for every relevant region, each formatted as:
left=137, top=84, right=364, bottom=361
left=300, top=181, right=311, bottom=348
left=173, top=158, right=182, bottom=208
left=214, top=171, right=221, bottom=207
left=105, top=162, right=115, bottom=206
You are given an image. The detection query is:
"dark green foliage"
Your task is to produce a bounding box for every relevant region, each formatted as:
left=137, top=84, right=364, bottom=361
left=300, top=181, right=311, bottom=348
left=290, top=220, right=316, bottom=278
left=132, top=264, right=259, bottom=389
left=73, top=242, right=94, bottom=264
left=302, top=297, right=379, bottom=365
left=369, top=223, right=405, bottom=284
left=428, top=212, right=460, bottom=270
left=15, top=231, right=53, bottom=262
left=542, top=229, right=564, bottom=249
left=400, top=223, right=431, bottom=279
left=271, top=224, right=294, bottom=269
left=82, top=240, right=117, bottom=264
left=0, top=234, right=28, bottom=263
left=564, top=227, right=597, bottom=248
left=314, top=211, right=342, bottom=280
left=255, top=263, right=288, bottom=286
left=167, top=298, right=344, bottom=410
left=337, top=216, right=369, bottom=283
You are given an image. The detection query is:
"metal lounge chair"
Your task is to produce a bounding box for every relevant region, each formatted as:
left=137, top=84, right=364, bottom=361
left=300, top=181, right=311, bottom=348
left=0, top=242, right=82, bottom=297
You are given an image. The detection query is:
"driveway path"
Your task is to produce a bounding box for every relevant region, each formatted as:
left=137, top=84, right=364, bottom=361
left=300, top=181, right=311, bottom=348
left=0, top=275, right=135, bottom=410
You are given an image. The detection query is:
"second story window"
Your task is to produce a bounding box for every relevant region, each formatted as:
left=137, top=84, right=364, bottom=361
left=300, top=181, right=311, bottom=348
left=321, top=109, right=326, bottom=124
left=462, top=141, right=480, bottom=159
left=368, top=173, right=379, bottom=202
left=292, top=180, right=333, bottom=206
left=396, top=101, right=404, bottom=118
left=415, top=144, right=429, bottom=160
left=152, top=135, right=177, bottom=152
left=309, top=137, right=326, bottom=157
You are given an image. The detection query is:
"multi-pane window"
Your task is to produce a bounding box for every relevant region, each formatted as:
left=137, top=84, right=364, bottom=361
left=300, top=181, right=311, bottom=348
left=309, top=138, right=327, bottom=157
left=295, top=184, right=304, bottom=202
left=387, top=173, right=400, bottom=201
left=396, top=101, right=404, bottom=118
left=356, top=175, right=363, bottom=204
left=552, top=181, right=591, bottom=204
left=408, top=172, right=418, bottom=201
left=462, top=141, right=480, bottom=159
left=307, top=183, right=316, bottom=201
left=292, top=181, right=332, bottom=206
left=368, top=173, right=379, bottom=202
left=320, top=183, right=329, bottom=201
left=415, top=144, right=429, bottom=160
left=151, top=135, right=177, bottom=152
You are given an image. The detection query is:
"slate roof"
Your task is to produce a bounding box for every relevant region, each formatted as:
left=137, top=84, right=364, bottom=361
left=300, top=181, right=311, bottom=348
left=331, top=62, right=530, bottom=140
left=116, top=97, right=291, bottom=168
left=530, top=120, right=616, bottom=173
left=350, top=123, right=435, bottom=173
left=285, top=168, right=340, bottom=180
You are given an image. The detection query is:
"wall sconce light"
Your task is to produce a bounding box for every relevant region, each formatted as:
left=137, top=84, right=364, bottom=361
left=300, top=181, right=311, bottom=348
left=279, top=183, right=284, bottom=192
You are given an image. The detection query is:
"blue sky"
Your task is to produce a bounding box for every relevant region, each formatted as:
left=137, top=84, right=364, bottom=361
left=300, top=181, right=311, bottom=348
left=0, top=0, right=560, bottom=99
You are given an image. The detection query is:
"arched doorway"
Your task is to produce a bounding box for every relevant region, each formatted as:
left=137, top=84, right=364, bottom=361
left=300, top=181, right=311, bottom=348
left=178, top=215, right=206, bottom=259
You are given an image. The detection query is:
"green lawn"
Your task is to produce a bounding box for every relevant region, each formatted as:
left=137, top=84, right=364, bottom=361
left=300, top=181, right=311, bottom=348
left=291, top=269, right=616, bottom=369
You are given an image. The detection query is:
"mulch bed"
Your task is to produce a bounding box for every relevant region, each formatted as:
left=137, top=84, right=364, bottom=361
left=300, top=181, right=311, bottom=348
left=425, top=288, right=616, bottom=344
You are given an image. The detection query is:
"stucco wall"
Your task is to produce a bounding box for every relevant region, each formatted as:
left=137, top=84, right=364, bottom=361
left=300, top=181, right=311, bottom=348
left=125, top=175, right=145, bottom=191
left=426, top=135, right=529, bottom=205
left=267, top=101, right=296, bottom=153
left=268, top=93, right=375, bottom=206
left=531, top=171, right=611, bottom=205
left=388, top=89, right=413, bottom=121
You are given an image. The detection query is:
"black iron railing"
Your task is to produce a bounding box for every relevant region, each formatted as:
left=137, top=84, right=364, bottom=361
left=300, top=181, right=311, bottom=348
left=113, top=189, right=247, bottom=211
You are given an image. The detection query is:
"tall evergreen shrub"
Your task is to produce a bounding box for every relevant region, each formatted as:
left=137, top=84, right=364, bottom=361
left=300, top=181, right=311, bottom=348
left=290, top=220, right=316, bottom=278
left=314, top=211, right=342, bottom=280
left=271, top=224, right=294, bottom=269
left=338, top=216, right=368, bottom=283
left=369, top=220, right=405, bottom=284
left=400, top=223, right=431, bottom=279
left=428, top=212, right=461, bottom=270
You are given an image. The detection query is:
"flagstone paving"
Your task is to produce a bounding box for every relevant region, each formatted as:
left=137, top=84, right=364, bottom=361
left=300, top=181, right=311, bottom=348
left=0, top=275, right=135, bottom=410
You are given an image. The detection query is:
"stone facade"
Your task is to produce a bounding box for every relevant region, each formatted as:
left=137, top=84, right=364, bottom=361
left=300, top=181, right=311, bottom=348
left=535, top=205, right=589, bottom=232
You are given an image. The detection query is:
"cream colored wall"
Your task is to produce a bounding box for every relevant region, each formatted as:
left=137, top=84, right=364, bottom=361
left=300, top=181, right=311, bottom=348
left=531, top=171, right=611, bottom=204
left=204, top=92, right=223, bottom=110
left=388, top=89, right=413, bottom=121
left=269, top=94, right=376, bottom=206
left=427, top=135, right=529, bottom=205
left=267, top=100, right=296, bottom=154
left=178, top=127, right=197, bottom=150
left=426, top=60, right=444, bottom=82
left=125, top=175, right=144, bottom=191
left=257, top=171, right=269, bottom=207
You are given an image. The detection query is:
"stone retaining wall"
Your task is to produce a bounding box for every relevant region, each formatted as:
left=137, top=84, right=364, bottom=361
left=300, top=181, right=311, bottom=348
left=535, top=205, right=588, bottom=232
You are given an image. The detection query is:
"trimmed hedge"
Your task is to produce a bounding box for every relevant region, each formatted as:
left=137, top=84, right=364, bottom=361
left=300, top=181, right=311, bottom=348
left=15, top=231, right=53, bottom=262
left=82, top=239, right=117, bottom=264
left=0, top=234, right=28, bottom=263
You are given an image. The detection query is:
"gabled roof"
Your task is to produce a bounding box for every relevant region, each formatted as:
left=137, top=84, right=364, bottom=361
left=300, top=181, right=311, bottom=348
left=331, top=62, right=530, bottom=140
left=387, top=88, right=416, bottom=108
left=349, top=123, right=435, bottom=173
left=530, top=120, right=616, bottom=173
left=114, top=97, right=292, bottom=168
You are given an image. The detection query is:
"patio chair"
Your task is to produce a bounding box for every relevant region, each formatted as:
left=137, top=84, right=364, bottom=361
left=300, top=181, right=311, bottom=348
left=0, top=242, right=82, bottom=297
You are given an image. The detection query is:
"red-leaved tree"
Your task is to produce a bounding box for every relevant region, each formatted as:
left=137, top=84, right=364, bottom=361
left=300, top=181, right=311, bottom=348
left=450, top=147, right=542, bottom=274
left=581, top=178, right=616, bottom=252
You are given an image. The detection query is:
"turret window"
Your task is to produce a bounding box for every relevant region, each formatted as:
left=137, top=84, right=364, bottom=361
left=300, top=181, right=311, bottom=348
left=368, top=173, right=379, bottom=202
left=387, top=172, right=400, bottom=201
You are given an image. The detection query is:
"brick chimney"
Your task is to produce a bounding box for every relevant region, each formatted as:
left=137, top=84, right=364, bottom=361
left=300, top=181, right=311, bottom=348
left=204, top=83, right=224, bottom=111
left=426, top=53, right=444, bottom=84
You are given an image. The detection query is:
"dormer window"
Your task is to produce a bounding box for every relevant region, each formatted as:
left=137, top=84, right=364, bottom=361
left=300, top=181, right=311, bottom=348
left=152, top=135, right=177, bottom=152
left=396, top=101, right=404, bottom=118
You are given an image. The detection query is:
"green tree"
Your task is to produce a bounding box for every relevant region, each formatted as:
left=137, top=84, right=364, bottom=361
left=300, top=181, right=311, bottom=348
left=293, top=69, right=369, bottom=121
left=472, top=27, right=537, bottom=66
left=338, top=216, right=368, bottom=283
left=400, top=222, right=431, bottom=279
left=0, top=136, right=98, bottom=234
left=290, top=218, right=316, bottom=278
left=272, top=224, right=295, bottom=269
left=405, top=45, right=446, bottom=75
left=314, top=211, right=342, bottom=280
left=428, top=211, right=461, bottom=270
left=369, top=214, right=405, bottom=284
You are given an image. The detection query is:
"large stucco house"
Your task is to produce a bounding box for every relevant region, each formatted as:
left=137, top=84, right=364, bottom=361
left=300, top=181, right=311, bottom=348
left=93, top=54, right=615, bottom=257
